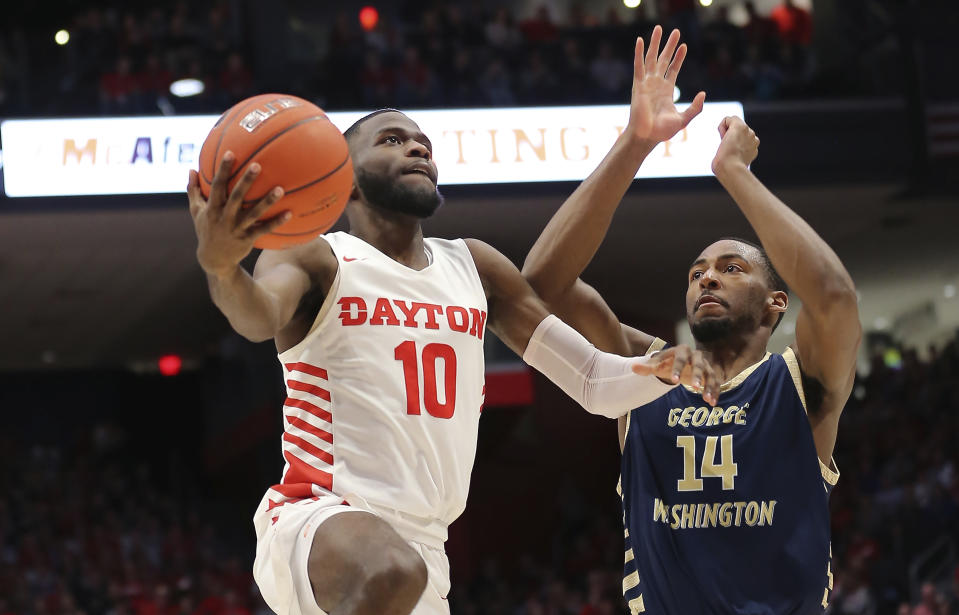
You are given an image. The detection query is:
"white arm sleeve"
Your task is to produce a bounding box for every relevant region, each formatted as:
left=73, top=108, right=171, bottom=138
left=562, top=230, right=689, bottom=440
left=522, top=315, right=678, bottom=419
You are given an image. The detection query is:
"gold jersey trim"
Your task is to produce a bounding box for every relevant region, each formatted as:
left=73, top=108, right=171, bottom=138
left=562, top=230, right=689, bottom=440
left=681, top=351, right=773, bottom=395
left=628, top=595, right=646, bottom=614
left=783, top=347, right=840, bottom=486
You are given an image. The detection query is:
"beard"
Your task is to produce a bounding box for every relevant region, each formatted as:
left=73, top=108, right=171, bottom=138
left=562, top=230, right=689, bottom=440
left=689, top=311, right=759, bottom=345
left=355, top=167, right=444, bottom=218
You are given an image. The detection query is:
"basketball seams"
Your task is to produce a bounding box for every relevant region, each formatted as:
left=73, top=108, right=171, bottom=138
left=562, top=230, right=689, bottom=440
left=228, top=115, right=327, bottom=183
left=241, top=151, right=352, bottom=204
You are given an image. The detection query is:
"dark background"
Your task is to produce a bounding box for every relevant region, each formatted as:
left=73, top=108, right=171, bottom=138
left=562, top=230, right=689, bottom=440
left=0, top=1, right=957, bottom=614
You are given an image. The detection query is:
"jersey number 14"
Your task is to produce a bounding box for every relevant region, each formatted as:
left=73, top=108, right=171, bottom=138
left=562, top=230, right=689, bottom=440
left=676, top=435, right=739, bottom=491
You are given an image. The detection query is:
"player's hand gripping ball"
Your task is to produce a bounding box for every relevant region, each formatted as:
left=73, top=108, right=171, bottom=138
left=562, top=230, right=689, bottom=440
left=198, top=94, right=353, bottom=250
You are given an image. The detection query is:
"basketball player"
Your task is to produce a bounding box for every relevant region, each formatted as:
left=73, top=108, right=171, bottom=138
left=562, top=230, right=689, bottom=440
left=186, top=28, right=715, bottom=615
left=522, top=30, right=861, bottom=612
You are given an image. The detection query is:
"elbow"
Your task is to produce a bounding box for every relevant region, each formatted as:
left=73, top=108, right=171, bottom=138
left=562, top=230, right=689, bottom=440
left=821, top=284, right=862, bottom=346
left=822, top=281, right=858, bottom=313
left=521, top=269, right=564, bottom=307
left=229, top=320, right=279, bottom=344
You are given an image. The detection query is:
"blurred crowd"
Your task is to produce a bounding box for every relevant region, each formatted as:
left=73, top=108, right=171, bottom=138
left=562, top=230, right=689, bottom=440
left=1, top=333, right=957, bottom=615
left=315, top=0, right=820, bottom=112
left=826, top=336, right=959, bottom=615
left=0, top=0, right=843, bottom=119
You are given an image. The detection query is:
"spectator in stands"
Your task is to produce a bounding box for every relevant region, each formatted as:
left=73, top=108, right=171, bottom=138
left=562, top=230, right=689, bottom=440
left=480, top=57, right=516, bottom=106
left=485, top=7, right=522, bottom=52
left=100, top=56, right=139, bottom=114
left=217, top=52, right=253, bottom=104
left=589, top=41, right=630, bottom=102
left=138, top=53, right=173, bottom=109
left=518, top=49, right=558, bottom=105
left=520, top=5, right=559, bottom=45
left=770, top=0, right=813, bottom=46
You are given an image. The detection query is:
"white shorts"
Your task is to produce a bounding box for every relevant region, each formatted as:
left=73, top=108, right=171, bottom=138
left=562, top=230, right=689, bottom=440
left=253, top=494, right=451, bottom=615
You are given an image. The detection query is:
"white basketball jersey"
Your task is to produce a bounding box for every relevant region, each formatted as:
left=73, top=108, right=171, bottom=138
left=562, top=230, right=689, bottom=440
left=256, top=232, right=487, bottom=543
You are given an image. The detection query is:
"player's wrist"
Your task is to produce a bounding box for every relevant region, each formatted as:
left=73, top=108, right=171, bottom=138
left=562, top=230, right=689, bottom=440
left=713, top=158, right=750, bottom=182
left=202, top=260, right=242, bottom=282
left=620, top=127, right=659, bottom=155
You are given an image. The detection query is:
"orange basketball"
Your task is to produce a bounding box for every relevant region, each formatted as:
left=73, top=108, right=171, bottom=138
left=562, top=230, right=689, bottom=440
left=198, top=93, right=353, bottom=250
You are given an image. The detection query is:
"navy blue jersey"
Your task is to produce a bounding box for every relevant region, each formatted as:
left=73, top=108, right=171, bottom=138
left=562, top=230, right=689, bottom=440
left=620, top=344, right=838, bottom=614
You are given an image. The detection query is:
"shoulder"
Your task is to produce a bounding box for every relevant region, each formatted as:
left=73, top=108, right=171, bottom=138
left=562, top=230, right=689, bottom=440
left=463, top=238, right=515, bottom=276
left=254, top=234, right=338, bottom=284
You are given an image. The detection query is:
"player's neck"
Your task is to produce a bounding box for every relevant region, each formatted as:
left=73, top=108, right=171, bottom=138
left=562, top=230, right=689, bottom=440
left=696, top=335, right=769, bottom=384
left=347, top=203, right=429, bottom=269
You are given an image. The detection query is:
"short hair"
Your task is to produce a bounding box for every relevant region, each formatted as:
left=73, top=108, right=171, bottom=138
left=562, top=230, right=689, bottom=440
left=343, top=108, right=403, bottom=145
left=719, top=236, right=789, bottom=331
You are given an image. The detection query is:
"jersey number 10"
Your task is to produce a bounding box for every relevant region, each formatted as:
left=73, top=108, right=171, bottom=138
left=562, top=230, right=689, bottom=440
left=394, top=341, right=457, bottom=419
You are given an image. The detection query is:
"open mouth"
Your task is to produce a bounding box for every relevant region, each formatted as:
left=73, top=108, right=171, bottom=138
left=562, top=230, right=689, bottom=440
left=403, top=165, right=435, bottom=183
left=696, top=295, right=727, bottom=311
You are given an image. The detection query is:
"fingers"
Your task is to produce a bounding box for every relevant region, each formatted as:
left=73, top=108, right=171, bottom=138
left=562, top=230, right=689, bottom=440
left=187, top=170, right=202, bottom=218
left=645, top=25, right=662, bottom=76
left=681, top=91, right=706, bottom=126
left=633, top=37, right=645, bottom=82
left=688, top=351, right=720, bottom=406
left=665, top=43, right=687, bottom=84
left=209, top=152, right=235, bottom=209
left=246, top=210, right=293, bottom=240
left=717, top=116, right=730, bottom=138
left=657, top=29, right=681, bottom=76
left=224, top=162, right=262, bottom=220
left=667, top=346, right=691, bottom=384
left=238, top=186, right=285, bottom=229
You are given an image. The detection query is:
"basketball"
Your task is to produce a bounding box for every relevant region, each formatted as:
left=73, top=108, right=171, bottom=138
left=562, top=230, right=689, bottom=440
left=198, top=93, right=353, bottom=250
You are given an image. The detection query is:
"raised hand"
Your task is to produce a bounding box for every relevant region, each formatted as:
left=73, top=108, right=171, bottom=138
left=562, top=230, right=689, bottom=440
left=711, top=116, right=760, bottom=176
left=188, top=153, right=289, bottom=277
left=632, top=345, right=721, bottom=406
left=627, top=25, right=706, bottom=144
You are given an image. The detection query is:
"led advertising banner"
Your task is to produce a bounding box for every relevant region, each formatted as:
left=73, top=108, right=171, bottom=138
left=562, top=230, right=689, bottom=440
left=1, top=102, right=743, bottom=197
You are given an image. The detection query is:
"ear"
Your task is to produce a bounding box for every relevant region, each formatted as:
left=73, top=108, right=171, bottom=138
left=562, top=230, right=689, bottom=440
left=768, top=290, right=788, bottom=315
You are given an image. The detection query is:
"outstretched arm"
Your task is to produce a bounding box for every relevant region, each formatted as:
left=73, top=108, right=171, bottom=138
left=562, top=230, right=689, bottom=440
left=711, top=117, right=861, bottom=464
left=522, top=26, right=705, bottom=353
left=467, top=239, right=720, bottom=413
left=188, top=155, right=329, bottom=342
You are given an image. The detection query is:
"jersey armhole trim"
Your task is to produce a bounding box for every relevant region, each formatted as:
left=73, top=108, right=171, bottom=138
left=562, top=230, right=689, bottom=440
left=784, top=346, right=840, bottom=486
left=782, top=346, right=808, bottom=411
left=276, top=235, right=343, bottom=362
left=623, top=337, right=668, bottom=438
left=821, top=457, right=840, bottom=486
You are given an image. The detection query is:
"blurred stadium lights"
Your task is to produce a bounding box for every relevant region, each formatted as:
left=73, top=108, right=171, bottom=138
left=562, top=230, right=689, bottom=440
left=54, top=30, right=69, bottom=45
left=359, top=6, right=379, bottom=31
left=170, top=78, right=205, bottom=98
left=623, top=0, right=641, bottom=8
left=699, top=0, right=713, bottom=5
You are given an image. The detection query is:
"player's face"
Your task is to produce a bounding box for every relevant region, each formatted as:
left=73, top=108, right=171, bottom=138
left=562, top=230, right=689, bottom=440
left=351, top=112, right=443, bottom=218
left=685, top=240, right=772, bottom=345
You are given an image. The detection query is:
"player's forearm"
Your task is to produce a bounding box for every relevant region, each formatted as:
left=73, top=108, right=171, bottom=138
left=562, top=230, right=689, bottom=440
left=715, top=162, right=857, bottom=309
left=206, top=265, right=285, bottom=342
left=523, top=315, right=676, bottom=418
left=522, top=134, right=655, bottom=302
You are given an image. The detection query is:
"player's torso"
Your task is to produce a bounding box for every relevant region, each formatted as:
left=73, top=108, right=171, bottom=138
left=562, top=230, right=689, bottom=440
left=272, top=231, right=487, bottom=526
left=620, top=350, right=835, bottom=615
